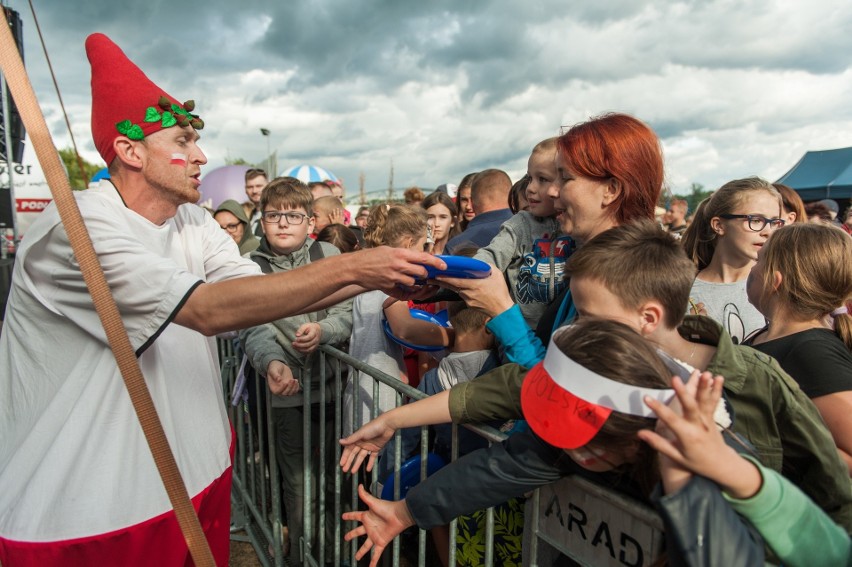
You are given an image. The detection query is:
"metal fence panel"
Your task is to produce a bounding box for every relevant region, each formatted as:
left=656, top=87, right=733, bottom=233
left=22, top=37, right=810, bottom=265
left=222, top=339, right=667, bottom=567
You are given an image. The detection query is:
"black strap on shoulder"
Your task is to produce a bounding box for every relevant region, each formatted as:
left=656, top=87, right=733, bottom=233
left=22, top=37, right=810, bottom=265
left=308, top=238, right=325, bottom=262
left=251, top=242, right=328, bottom=320
left=308, top=240, right=327, bottom=320
left=250, top=254, right=273, bottom=274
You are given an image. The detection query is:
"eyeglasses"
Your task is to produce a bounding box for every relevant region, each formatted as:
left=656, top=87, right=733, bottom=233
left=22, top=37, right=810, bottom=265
left=219, top=222, right=241, bottom=233
left=719, top=214, right=786, bottom=232
left=246, top=168, right=266, bottom=176
left=261, top=210, right=308, bottom=225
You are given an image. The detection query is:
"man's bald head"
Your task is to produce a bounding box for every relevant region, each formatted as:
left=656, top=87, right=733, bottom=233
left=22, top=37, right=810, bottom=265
left=471, top=169, right=511, bottom=214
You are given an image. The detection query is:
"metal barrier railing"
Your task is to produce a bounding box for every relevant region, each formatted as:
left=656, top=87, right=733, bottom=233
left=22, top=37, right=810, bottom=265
left=220, top=339, right=665, bottom=567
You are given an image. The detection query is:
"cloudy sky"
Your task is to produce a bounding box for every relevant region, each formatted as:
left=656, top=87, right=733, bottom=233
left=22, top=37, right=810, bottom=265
left=10, top=0, right=852, bottom=199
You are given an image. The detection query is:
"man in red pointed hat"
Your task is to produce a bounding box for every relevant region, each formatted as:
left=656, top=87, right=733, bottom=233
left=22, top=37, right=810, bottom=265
left=0, top=33, right=443, bottom=566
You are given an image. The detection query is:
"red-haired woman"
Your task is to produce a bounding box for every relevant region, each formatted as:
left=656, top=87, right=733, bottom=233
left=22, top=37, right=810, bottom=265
left=440, top=112, right=664, bottom=367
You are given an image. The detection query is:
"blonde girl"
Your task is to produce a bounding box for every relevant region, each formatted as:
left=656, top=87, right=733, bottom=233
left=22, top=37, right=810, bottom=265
left=745, top=223, right=852, bottom=473
left=682, top=177, right=785, bottom=343
left=344, top=204, right=452, bottom=436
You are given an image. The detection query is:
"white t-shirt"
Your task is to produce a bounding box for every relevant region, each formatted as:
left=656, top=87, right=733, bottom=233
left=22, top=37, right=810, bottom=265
left=689, top=277, right=766, bottom=344
left=0, top=181, right=260, bottom=541
left=343, top=290, right=406, bottom=436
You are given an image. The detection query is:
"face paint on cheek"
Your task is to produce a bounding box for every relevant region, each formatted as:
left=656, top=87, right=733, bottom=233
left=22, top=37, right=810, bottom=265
left=170, top=153, right=187, bottom=166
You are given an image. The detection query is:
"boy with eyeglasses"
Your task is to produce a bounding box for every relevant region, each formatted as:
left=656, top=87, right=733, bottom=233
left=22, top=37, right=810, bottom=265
left=241, top=176, right=353, bottom=566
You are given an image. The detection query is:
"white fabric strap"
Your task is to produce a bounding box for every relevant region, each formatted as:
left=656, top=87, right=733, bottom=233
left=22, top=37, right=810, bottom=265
left=542, top=331, right=674, bottom=418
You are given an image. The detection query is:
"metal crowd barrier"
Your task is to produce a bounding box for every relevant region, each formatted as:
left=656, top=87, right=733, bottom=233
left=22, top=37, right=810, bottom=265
left=219, top=339, right=665, bottom=567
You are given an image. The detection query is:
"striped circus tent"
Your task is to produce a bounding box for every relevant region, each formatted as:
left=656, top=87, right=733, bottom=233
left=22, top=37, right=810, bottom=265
left=280, top=164, right=340, bottom=184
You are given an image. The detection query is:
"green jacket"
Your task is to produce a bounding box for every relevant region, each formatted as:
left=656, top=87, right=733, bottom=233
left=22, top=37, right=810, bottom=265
left=239, top=237, right=353, bottom=408
left=447, top=315, right=852, bottom=532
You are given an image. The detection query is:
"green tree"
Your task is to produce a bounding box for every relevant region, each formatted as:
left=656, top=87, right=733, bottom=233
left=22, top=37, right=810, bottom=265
left=225, top=157, right=252, bottom=166
left=59, top=148, right=104, bottom=190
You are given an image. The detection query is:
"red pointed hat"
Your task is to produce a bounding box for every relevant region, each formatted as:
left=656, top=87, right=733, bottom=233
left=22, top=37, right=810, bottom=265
left=85, top=33, right=203, bottom=166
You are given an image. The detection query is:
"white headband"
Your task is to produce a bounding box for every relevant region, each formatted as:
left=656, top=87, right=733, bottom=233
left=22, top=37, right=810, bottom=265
left=543, top=327, right=675, bottom=418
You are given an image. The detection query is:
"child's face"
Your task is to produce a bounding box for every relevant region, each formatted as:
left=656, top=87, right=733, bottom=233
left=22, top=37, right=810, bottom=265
left=712, top=191, right=782, bottom=264
left=570, top=275, right=643, bottom=333
left=526, top=149, right=558, bottom=217
left=564, top=443, right=637, bottom=472
left=457, top=187, right=475, bottom=222
left=426, top=203, right=455, bottom=243
left=262, top=204, right=315, bottom=255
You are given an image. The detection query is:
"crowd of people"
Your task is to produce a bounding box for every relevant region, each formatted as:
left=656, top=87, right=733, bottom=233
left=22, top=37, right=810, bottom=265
left=0, top=31, right=851, bottom=567
left=210, top=114, right=852, bottom=566
left=332, top=115, right=852, bottom=567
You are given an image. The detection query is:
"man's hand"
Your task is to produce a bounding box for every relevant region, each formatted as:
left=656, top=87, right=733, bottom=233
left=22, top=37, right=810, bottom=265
left=339, top=414, right=396, bottom=473
left=293, top=322, right=322, bottom=354
left=342, top=484, right=416, bottom=567
left=353, top=247, right=446, bottom=292
left=266, top=360, right=300, bottom=396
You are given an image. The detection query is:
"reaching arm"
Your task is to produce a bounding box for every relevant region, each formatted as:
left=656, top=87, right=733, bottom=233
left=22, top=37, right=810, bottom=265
left=404, top=429, right=570, bottom=528
left=339, top=391, right=452, bottom=473
left=343, top=430, right=572, bottom=567
left=725, top=459, right=852, bottom=566
left=175, top=247, right=445, bottom=335
left=383, top=299, right=453, bottom=347
left=448, top=363, right=526, bottom=423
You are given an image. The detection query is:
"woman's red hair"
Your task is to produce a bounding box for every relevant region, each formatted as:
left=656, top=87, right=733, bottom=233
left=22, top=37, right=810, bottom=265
left=558, top=113, right=664, bottom=224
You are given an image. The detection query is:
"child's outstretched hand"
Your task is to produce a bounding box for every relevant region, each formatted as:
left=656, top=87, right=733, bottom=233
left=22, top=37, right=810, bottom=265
left=342, top=484, right=415, bottom=567
left=637, top=371, right=727, bottom=493
left=339, top=414, right=395, bottom=473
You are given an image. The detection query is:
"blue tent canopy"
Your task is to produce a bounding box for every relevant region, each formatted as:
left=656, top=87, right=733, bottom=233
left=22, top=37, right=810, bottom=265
left=776, top=147, right=852, bottom=201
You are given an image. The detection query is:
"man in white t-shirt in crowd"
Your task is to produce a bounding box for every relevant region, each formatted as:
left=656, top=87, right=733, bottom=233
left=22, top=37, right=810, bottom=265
left=0, top=33, right=442, bottom=567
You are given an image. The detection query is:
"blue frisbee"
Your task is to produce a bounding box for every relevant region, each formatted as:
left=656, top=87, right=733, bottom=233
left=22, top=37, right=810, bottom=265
left=424, top=255, right=491, bottom=280
left=383, top=308, right=450, bottom=352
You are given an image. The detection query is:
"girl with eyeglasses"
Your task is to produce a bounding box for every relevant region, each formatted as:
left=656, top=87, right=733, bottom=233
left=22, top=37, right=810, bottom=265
left=681, top=177, right=786, bottom=343
left=744, top=223, right=852, bottom=475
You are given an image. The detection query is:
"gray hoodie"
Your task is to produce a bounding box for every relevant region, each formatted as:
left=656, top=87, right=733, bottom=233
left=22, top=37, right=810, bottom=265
left=474, top=212, right=575, bottom=328
left=240, top=237, right=353, bottom=408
